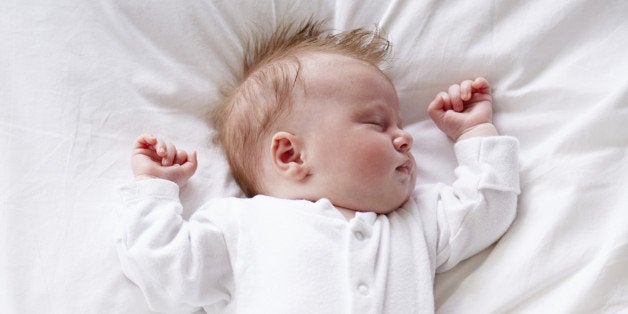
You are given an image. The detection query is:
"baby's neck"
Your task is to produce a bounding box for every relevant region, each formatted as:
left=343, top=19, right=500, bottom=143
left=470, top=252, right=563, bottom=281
left=334, top=205, right=357, bottom=221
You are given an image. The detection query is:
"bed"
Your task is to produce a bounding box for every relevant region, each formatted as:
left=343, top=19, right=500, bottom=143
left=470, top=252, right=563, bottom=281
left=2, top=0, right=627, bottom=312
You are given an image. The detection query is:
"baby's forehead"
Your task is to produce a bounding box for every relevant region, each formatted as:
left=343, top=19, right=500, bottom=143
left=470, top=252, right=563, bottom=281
left=292, top=52, right=401, bottom=115
left=299, top=52, right=383, bottom=77
left=297, top=53, right=393, bottom=93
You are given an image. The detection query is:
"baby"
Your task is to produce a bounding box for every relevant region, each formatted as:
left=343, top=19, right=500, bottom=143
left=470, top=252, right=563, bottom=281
left=116, top=20, right=520, bottom=313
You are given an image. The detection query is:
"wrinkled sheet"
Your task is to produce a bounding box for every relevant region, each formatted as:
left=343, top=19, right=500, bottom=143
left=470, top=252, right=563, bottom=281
left=1, top=0, right=627, bottom=312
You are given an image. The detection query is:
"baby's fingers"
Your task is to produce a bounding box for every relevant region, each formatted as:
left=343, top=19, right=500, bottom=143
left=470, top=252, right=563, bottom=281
left=174, top=150, right=188, bottom=165
left=472, top=77, right=491, bottom=94
left=438, top=92, right=452, bottom=111
left=460, top=80, right=473, bottom=101
left=133, top=134, right=162, bottom=162
left=428, top=94, right=446, bottom=122
left=162, top=142, right=177, bottom=166
left=135, top=133, right=157, bottom=149
left=172, top=149, right=198, bottom=183
left=153, top=138, right=176, bottom=166
left=448, top=84, right=464, bottom=112
left=180, top=151, right=198, bottom=178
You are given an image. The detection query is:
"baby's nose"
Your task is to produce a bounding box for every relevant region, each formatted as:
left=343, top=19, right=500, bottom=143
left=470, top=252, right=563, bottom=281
left=393, top=131, right=413, bottom=153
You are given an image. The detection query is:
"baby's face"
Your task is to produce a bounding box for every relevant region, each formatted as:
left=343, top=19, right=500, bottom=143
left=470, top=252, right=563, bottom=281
left=292, top=53, right=417, bottom=213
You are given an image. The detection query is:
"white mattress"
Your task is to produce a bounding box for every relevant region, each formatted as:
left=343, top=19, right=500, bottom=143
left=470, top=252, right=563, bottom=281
left=2, top=0, right=627, bottom=312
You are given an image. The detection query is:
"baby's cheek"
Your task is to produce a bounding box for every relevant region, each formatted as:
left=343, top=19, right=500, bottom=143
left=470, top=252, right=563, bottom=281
left=355, top=146, right=391, bottom=174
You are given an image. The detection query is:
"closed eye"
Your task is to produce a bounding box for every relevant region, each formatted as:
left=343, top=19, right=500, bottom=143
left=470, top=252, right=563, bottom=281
left=355, top=107, right=390, bottom=131
left=364, top=120, right=387, bottom=131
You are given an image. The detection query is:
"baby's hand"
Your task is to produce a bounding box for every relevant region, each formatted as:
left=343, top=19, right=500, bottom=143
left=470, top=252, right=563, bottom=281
left=131, top=134, right=198, bottom=187
left=427, top=77, right=498, bottom=141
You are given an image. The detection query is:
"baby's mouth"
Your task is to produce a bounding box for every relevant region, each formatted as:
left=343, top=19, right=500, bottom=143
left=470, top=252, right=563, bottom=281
left=396, top=160, right=413, bottom=175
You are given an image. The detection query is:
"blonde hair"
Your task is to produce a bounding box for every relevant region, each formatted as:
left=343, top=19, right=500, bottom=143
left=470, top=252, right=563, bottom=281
left=211, top=18, right=391, bottom=197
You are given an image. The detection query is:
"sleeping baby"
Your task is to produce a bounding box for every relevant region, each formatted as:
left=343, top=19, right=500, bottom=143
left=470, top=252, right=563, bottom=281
left=116, top=19, right=520, bottom=313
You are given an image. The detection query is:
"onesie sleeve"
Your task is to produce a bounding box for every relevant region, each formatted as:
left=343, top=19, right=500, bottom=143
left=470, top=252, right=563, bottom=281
left=432, top=136, right=520, bottom=272
left=115, top=179, right=233, bottom=313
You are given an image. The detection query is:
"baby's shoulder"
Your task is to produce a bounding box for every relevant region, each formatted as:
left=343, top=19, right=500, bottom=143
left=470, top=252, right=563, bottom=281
left=204, top=194, right=302, bottom=209
left=199, top=195, right=313, bottom=219
left=195, top=196, right=326, bottom=236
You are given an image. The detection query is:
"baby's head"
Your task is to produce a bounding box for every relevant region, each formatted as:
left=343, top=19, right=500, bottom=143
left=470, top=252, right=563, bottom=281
left=212, top=19, right=416, bottom=214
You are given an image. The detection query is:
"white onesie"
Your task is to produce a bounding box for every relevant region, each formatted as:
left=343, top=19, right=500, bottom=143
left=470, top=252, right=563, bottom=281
left=116, top=136, right=520, bottom=313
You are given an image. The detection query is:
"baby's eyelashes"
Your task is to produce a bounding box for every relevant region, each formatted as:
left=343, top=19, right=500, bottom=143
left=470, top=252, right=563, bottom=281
left=366, top=120, right=384, bottom=126
left=359, top=114, right=387, bottom=128
left=356, top=108, right=400, bottom=132
left=364, top=120, right=387, bottom=131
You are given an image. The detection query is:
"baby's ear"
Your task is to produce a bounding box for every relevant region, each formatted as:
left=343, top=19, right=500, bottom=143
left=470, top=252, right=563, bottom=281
left=270, top=131, right=308, bottom=181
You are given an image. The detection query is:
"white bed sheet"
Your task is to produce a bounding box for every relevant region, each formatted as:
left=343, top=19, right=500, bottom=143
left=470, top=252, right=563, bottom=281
left=1, top=0, right=627, bottom=313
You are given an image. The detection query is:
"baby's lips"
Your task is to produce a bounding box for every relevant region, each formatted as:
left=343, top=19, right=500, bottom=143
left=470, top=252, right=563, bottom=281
left=396, top=159, right=414, bottom=175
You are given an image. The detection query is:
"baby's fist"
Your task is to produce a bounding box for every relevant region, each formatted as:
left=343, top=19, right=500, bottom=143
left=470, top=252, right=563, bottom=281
left=428, top=77, right=497, bottom=141
left=131, top=134, right=198, bottom=186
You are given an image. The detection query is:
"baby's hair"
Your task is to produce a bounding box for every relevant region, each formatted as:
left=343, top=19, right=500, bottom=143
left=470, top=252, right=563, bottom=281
left=211, top=18, right=391, bottom=197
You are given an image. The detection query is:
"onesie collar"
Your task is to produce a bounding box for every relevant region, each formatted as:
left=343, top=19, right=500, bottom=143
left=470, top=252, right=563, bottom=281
left=314, top=198, right=378, bottom=225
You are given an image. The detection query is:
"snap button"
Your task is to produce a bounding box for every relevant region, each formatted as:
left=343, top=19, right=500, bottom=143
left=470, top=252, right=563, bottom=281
left=354, top=231, right=365, bottom=241
left=357, top=283, right=369, bottom=295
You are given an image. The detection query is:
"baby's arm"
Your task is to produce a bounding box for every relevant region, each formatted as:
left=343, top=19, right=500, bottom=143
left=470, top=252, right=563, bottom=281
left=131, top=134, right=198, bottom=186
left=117, top=135, right=231, bottom=312
left=428, top=136, right=519, bottom=272
left=422, top=80, right=520, bottom=270
left=427, top=77, right=498, bottom=141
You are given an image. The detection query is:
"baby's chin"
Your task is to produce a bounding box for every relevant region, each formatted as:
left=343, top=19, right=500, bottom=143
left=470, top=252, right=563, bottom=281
left=338, top=194, right=412, bottom=215
left=374, top=198, right=411, bottom=214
